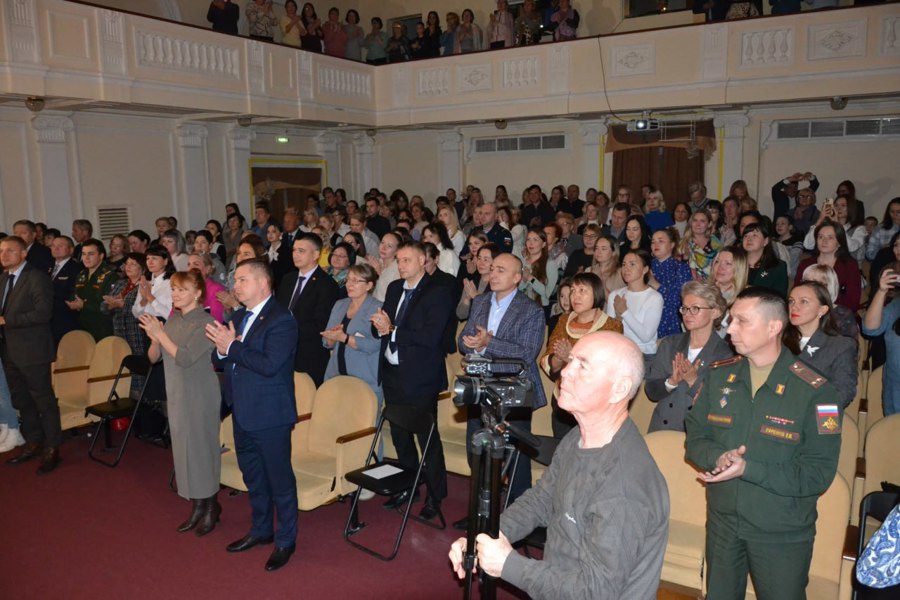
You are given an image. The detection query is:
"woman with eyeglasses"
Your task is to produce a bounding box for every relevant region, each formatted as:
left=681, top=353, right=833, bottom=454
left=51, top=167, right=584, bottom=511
left=645, top=281, right=732, bottom=433
left=327, top=241, right=356, bottom=298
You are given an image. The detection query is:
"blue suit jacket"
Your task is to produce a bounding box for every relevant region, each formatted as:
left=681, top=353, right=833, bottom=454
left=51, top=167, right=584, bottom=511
left=212, top=296, right=298, bottom=432
left=458, top=290, right=548, bottom=409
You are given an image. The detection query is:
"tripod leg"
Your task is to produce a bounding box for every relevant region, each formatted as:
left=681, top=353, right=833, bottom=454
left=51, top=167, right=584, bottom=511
left=463, top=444, right=486, bottom=600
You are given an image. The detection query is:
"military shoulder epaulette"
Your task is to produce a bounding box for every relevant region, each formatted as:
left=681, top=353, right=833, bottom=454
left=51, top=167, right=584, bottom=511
left=710, top=355, right=743, bottom=369
left=789, top=361, right=827, bottom=388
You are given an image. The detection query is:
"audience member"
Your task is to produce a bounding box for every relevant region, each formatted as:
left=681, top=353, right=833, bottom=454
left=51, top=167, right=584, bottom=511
left=370, top=231, right=402, bottom=302
left=687, top=182, right=712, bottom=213
left=208, top=0, right=240, bottom=34
left=187, top=253, right=227, bottom=323
left=647, top=281, right=732, bottom=432
left=521, top=228, right=558, bottom=312
left=67, top=239, right=119, bottom=341
left=246, top=0, right=278, bottom=42
left=0, top=236, right=61, bottom=473
left=620, top=215, right=652, bottom=257
left=442, top=12, right=460, bottom=56
left=486, top=0, right=514, bottom=48
left=322, top=6, right=346, bottom=56
left=742, top=222, right=788, bottom=297
left=276, top=233, right=339, bottom=386
left=607, top=249, right=663, bottom=364
left=710, top=247, right=748, bottom=336
left=455, top=9, right=482, bottom=53
left=514, top=0, right=542, bottom=45
left=386, top=22, right=411, bottom=62
left=371, top=242, right=454, bottom=521
left=437, top=205, right=465, bottom=255
left=102, top=253, right=149, bottom=379
left=671, top=201, right=691, bottom=238
left=784, top=281, right=858, bottom=408
left=497, top=206, right=525, bottom=257
left=650, top=228, right=694, bottom=338
left=589, top=234, right=624, bottom=296
left=548, top=0, right=579, bottom=41
left=363, top=17, right=388, bottom=65
left=680, top=208, right=722, bottom=281
left=603, top=202, right=629, bottom=242
left=13, top=220, right=53, bottom=274
left=204, top=220, right=227, bottom=263
left=772, top=171, right=819, bottom=220
left=686, top=287, right=841, bottom=599
left=792, top=187, right=821, bottom=237
left=207, top=259, right=299, bottom=571
left=133, top=245, right=175, bottom=321
left=223, top=213, right=246, bottom=265
left=140, top=270, right=220, bottom=536
left=835, top=179, right=865, bottom=219
left=547, top=276, right=571, bottom=334
left=521, top=185, right=556, bottom=228
left=719, top=196, right=740, bottom=247
left=862, top=263, right=900, bottom=416
left=563, top=224, right=598, bottom=277
left=274, top=208, right=301, bottom=286
left=644, top=191, right=673, bottom=233
left=450, top=331, right=668, bottom=600
left=800, top=263, right=858, bottom=339
left=543, top=222, right=567, bottom=274
left=161, top=229, right=189, bottom=272
left=866, top=197, right=900, bottom=261
left=48, top=235, right=80, bottom=345
left=71, top=219, right=93, bottom=262
left=795, top=220, right=861, bottom=313
left=279, top=0, right=303, bottom=47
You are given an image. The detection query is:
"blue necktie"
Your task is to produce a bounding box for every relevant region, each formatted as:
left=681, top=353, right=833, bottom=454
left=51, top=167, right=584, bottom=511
left=388, top=288, right=415, bottom=353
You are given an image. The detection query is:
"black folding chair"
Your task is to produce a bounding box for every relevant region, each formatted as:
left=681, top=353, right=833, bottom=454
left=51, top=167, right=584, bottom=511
left=853, top=489, right=900, bottom=600
left=343, top=405, right=445, bottom=561
left=85, top=355, right=153, bottom=468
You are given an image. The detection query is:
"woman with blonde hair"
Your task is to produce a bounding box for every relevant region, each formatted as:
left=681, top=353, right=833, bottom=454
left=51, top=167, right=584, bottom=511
left=521, top=227, right=558, bottom=311
left=644, top=190, right=673, bottom=233
left=590, top=234, right=624, bottom=296
left=437, top=205, right=465, bottom=255
left=679, top=208, right=722, bottom=281
left=711, top=247, right=749, bottom=337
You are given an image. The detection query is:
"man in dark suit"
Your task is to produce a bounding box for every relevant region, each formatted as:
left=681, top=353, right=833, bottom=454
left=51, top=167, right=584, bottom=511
left=48, top=235, right=81, bottom=346
left=454, top=253, right=547, bottom=528
left=273, top=207, right=301, bottom=288
left=13, top=220, right=53, bottom=274
left=71, top=219, right=93, bottom=264
left=371, top=241, right=455, bottom=521
left=207, top=259, right=299, bottom=572
left=0, top=236, right=62, bottom=474
left=423, top=242, right=463, bottom=357
left=364, top=196, right=391, bottom=240
left=276, top=233, right=339, bottom=386
left=602, top=202, right=630, bottom=243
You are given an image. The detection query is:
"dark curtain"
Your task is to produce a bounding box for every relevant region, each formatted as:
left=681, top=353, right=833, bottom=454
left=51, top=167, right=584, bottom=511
left=611, top=146, right=705, bottom=209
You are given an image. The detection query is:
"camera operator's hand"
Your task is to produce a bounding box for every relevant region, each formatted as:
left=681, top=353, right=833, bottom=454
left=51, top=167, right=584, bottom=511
left=448, top=537, right=475, bottom=579
left=475, top=532, right=513, bottom=578
left=462, top=325, right=492, bottom=352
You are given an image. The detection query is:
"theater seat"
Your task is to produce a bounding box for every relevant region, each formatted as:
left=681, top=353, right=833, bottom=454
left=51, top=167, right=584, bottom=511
left=438, top=352, right=469, bottom=476
left=292, top=376, right=377, bottom=510
left=628, top=383, right=654, bottom=436
left=58, top=336, right=131, bottom=431
left=52, top=330, right=95, bottom=398
left=644, top=430, right=707, bottom=592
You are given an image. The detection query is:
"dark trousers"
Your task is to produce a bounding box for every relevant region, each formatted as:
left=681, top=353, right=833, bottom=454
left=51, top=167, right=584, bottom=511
left=0, top=344, right=61, bottom=448
left=233, top=418, right=298, bottom=548
left=382, top=364, right=447, bottom=502
left=706, top=516, right=813, bottom=600
left=466, top=405, right=532, bottom=504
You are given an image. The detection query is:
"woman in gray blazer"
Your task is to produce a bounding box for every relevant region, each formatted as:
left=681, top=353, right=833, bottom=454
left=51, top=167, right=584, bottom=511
left=646, top=281, right=733, bottom=433
left=321, top=264, right=383, bottom=407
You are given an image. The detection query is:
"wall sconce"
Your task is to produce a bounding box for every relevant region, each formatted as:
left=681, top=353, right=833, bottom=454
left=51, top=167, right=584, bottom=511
left=830, top=96, right=847, bottom=111
left=25, top=97, right=45, bottom=113
left=494, top=119, right=507, bottom=130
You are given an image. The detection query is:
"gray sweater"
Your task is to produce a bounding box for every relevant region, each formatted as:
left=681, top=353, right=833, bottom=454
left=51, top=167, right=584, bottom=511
left=500, top=418, right=670, bottom=599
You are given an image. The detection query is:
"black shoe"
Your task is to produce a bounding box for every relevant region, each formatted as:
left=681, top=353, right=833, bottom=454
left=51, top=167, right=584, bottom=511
left=36, top=447, right=61, bottom=475
left=177, top=499, right=205, bottom=533
left=226, top=534, right=274, bottom=553
left=7, top=443, right=41, bottom=465
left=419, top=499, right=441, bottom=521
left=195, top=495, right=221, bottom=537
left=382, top=488, right=420, bottom=511
left=452, top=516, right=469, bottom=531
left=264, top=545, right=295, bottom=571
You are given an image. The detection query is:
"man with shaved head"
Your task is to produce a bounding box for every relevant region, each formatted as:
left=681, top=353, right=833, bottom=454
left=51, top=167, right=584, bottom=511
left=450, top=331, right=670, bottom=599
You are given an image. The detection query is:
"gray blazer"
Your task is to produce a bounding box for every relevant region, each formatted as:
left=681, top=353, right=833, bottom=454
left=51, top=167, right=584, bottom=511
left=794, top=328, right=858, bottom=409
left=323, top=294, right=383, bottom=400
left=645, top=331, right=733, bottom=433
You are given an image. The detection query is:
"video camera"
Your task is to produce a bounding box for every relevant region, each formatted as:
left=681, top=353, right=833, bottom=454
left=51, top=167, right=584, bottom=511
left=452, top=355, right=532, bottom=412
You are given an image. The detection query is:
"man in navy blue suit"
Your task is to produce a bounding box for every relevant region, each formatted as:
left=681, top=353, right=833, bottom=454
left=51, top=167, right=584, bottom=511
left=207, top=259, right=299, bottom=572
left=371, top=241, right=455, bottom=521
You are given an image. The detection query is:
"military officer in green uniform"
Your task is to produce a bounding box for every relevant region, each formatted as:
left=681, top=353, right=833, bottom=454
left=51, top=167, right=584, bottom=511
left=65, top=239, right=119, bottom=341
left=685, top=287, right=841, bottom=600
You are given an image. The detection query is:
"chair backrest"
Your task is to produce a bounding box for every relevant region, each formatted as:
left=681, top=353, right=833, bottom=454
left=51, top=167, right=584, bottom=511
left=858, top=491, right=900, bottom=556
left=865, top=366, right=885, bottom=435
left=294, top=371, right=316, bottom=416
left=628, top=384, right=655, bottom=436
left=88, top=336, right=132, bottom=378
left=384, top=405, right=435, bottom=437
left=644, top=430, right=706, bottom=526
left=307, top=376, right=378, bottom=457
left=863, top=414, right=900, bottom=497
left=121, top=355, right=152, bottom=378
left=55, top=330, right=96, bottom=369
left=808, top=474, right=851, bottom=584
left=837, top=414, right=859, bottom=488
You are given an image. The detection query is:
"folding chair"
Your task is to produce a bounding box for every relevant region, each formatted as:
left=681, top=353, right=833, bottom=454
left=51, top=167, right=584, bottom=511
left=343, top=405, right=445, bottom=561
left=85, top=355, right=153, bottom=468
left=853, top=490, right=900, bottom=600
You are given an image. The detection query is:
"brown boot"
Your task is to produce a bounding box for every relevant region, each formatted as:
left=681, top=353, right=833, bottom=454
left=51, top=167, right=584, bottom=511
left=195, top=494, right=221, bottom=537
left=177, top=499, right=205, bottom=533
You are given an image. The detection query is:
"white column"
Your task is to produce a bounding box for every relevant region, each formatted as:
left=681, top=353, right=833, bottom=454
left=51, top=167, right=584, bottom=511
left=351, top=133, right=376, bottom=202
left=315, top=132, right=342, bottom=188
left=30, top=114, right=75, bottom=227
left=226, top=126, right=256, bottom=215
left=712, top=111, right=750, bottom=200
left=437, top=131, right=463, bottom=197
left=174, top=124, right=210, bottom=229
left=579, top=120, right=608, bottom=193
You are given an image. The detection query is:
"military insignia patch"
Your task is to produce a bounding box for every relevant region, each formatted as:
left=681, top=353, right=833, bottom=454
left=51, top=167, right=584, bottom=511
left=790, top=362, right=826, bottom=389
left=707, top=414, right=733, bottom=426
left=759, top=425, right=800, bottom=443
left=726, top=374, right=736, bottom=383
left=719, top=397, right=728, bottom=408
left=775, top=384, right=785, bottom=395
left=816, top=404, right=841, bottom=434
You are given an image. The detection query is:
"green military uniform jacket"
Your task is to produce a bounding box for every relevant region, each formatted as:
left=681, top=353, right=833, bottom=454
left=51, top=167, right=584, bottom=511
left=74, top=263, right=120, bottom=341
left=685, top=347, right=841, bottom=543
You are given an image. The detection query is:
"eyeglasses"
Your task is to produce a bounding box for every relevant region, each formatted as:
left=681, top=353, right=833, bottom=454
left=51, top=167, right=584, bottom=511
left=346, top=277, right=369, bottom=285
left=679, top=305, right=715, bottom=315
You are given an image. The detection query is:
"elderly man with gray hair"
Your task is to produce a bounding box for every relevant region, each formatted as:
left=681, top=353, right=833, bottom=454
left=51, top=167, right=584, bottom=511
left=449, top=331, right=670, bottom=599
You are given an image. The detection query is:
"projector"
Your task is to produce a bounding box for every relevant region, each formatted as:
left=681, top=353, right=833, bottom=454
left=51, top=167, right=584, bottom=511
left=627, top=117, right=660, bottom=132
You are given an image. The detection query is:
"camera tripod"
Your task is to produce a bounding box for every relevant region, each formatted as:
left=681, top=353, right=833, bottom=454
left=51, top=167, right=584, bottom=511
left=461, top=411, right=539, bottom=600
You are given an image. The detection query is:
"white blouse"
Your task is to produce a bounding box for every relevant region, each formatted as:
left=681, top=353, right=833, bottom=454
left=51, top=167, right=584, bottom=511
left=132, top=273, right=173, bottom=320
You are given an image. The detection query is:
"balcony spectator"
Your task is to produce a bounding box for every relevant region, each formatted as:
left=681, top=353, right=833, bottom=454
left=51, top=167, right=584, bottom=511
left=772, top=171, right=819, bottom=220
left=455, top=9, right=482, bottom=54
left=343, top=9, right=364, bottom=61
left=322, top=7, right=347, bottom=57
left=486, top=0, right=515, bottom=49
left=515, top=0, right=543, bottom=46
left=422, top=12, right=442, bottom=58
left=548, top=0, right=579, bottom=41
left=693, top=0, right=728, bottom=22
left=409, top=22, right=429, bottom=60
left=442, top=12, right=460, bottom=56
left=207, top=0, right=239, bottom=35
left=769, top=0, right=802, bottom=14
left=805, top=0, right=839, bottom=9
left=279, top=0, right=303, bottom=47
left=246, top=0, right=278, bottom=42
left=386, top=23, right=411, bottom=63
left=300, top=3, right=323, bottom=53
left=363, top=17, right=389, bottom=65
left=725, top=0, right=761, bottom=18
